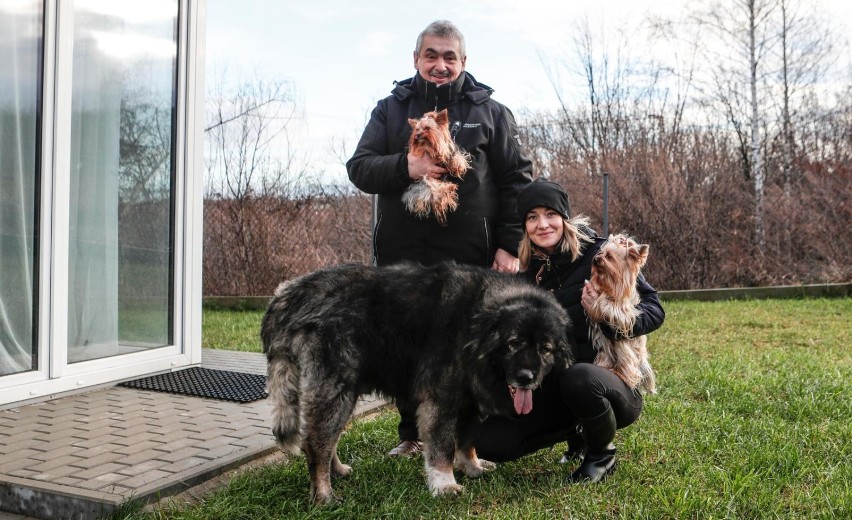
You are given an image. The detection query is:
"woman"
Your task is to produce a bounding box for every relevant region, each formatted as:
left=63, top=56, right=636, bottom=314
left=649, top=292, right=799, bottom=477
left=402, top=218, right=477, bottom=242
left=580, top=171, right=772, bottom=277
left=474, top=178, right=665, bottom=482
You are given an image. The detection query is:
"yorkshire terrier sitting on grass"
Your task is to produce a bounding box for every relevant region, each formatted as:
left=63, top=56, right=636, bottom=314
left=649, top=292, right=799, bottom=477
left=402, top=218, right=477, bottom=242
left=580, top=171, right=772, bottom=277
left=402, top=109, right=471, bottom=226
left=586, top=234, right=657, bottom=394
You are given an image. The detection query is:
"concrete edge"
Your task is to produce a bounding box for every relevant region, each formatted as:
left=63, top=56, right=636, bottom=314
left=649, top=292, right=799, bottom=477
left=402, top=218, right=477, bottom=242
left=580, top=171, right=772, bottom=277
left=0, top=475, right=123, bottom=520
left=204, top=283, right=851, bottom=310
left=658, top=282, right=851, bottom=301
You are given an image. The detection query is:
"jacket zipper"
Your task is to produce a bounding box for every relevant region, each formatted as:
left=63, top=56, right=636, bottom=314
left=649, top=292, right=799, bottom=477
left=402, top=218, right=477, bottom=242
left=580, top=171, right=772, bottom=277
left=483, top=218, right=490, bottom=265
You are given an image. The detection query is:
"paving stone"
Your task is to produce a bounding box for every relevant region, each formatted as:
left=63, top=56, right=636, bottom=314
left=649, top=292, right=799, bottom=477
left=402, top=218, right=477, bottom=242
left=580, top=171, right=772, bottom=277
left=115, top=459, right=169, bottom=477
left=74, top=463, right=129, bottom=481
left=28, top=455, right=88, bottom=473
left=116, top=447, right=171, bottom=466
left=112, top=439, right=168, bottom=456
left=115, top=469, right=173, bottom=489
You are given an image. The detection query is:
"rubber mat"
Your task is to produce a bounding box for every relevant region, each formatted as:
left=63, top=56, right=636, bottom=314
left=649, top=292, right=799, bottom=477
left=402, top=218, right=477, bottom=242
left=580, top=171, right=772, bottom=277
left=119, top=366, right=268, bottom=403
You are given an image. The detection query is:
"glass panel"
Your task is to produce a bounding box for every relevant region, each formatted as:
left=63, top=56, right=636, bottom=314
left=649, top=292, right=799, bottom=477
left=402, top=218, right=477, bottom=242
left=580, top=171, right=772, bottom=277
left=68, top=0, right=178, bottom=363
left=0, top=1, right=42, bottom=376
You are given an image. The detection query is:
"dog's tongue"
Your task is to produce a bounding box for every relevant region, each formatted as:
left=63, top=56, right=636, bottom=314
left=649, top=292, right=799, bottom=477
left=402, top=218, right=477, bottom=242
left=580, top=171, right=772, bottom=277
left=513, top=387, right=533, bottom=415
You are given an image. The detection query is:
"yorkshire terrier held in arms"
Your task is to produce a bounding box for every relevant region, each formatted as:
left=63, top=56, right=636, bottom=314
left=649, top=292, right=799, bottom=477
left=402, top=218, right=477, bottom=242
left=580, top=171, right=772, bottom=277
left=587, top=234, right=657, bottom=394
left=403, top=109, right=471, bottom=225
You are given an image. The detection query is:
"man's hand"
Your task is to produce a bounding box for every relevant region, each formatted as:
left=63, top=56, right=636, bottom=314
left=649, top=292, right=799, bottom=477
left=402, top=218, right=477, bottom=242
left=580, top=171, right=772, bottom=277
left=407, top=151, right=447, bottom=181
left=491, top=248, right=519, bottom=274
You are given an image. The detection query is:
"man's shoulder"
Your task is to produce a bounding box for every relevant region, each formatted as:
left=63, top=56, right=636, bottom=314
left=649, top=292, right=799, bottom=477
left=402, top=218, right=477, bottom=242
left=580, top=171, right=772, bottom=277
left=390, top=77, right=416, bottom=101
left=461, top=72, right=495, bottom=106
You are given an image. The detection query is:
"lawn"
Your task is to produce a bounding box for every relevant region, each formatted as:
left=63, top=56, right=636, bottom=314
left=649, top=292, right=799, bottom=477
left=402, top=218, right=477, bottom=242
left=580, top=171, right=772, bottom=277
left=124, top=298, right=851, bottom=519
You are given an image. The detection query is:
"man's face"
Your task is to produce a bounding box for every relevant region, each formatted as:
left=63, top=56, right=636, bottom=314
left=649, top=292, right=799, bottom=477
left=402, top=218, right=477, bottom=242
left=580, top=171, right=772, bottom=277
left=414, top=35, right=466, bottom=85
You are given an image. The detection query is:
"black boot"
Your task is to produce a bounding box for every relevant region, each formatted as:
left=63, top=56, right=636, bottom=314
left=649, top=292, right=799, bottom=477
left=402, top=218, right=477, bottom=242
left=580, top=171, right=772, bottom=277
left=569, top=406, right=617, bottom=483
left=558, top=422, right=585, bottom=464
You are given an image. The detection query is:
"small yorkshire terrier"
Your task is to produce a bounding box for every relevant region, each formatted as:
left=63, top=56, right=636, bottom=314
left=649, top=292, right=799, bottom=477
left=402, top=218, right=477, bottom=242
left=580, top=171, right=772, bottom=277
left=587, top=234, right=657, bottom=394
left=402, top=109, right=471, bottom=226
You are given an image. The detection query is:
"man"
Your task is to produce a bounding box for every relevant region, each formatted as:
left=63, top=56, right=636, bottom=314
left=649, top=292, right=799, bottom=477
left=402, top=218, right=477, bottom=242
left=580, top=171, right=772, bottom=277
left=347, top=20, right=533, bottom=457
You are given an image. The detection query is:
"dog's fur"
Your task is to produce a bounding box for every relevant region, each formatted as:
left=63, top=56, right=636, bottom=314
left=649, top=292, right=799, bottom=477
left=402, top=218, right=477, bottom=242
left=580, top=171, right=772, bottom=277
left=261, top=262, right=571, bottom=503
left=587, top=234, right=657, bottom=394
left=402, top=109, right=471, bottom=225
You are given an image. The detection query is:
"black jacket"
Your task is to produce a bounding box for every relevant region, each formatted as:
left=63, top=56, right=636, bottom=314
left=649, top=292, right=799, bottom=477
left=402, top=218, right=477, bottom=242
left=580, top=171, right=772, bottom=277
left=347, top=72, right=533, bottom=267
left=521, top=235, right=666, bottom=363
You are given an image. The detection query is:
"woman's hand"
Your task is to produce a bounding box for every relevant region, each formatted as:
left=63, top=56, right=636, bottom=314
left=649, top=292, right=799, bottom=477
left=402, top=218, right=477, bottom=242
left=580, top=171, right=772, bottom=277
left=581, top=280, right=599, bottom=314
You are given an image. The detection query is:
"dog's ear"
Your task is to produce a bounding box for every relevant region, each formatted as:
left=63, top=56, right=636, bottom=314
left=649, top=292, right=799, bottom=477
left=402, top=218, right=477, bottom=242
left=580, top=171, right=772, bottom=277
left=434, top=109, right=449, bottom=127
left=409, top=117, right=419, bottom=130
left=630, top=243, right=650, bottom=268
left=467, top=303, right=504, bottom=355
left=556, top=333, right=575, bottom=369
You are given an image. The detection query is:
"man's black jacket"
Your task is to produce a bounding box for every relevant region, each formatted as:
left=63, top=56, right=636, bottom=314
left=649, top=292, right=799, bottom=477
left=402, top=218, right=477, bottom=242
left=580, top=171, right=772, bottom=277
left=347, top=72, right=533, bottom=266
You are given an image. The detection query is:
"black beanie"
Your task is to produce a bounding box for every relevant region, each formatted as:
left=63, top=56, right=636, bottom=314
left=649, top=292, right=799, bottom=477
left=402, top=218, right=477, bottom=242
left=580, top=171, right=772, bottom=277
left=517, top=178, right=571, bottom=220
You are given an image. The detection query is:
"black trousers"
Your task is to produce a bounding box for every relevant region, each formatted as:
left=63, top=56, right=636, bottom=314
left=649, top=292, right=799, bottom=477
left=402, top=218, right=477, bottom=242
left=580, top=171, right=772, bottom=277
left=395, top=363, right=644, bottom=458
left=397, top=401, right=419, bottom=442
left=474, top=362, right=644, bottom=462
left=394, top=375, right=574, bottom=443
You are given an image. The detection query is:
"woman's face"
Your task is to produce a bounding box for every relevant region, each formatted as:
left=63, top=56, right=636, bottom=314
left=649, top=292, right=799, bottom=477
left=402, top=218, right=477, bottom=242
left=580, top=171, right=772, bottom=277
left=525, top=206, right=564, bottom=254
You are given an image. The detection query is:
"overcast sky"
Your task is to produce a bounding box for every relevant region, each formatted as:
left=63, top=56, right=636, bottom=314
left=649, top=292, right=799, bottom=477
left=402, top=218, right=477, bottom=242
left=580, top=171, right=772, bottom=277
left=205, top=0, right=852, bottom=185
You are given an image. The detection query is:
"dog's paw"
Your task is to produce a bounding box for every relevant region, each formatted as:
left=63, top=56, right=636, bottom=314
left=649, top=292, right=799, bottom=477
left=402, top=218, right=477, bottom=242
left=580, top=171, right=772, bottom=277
left=432, top=482, right=464, bottom=497
left=427, top=466, right=463, bottom=496
left=332, top=463, right=352, bottom=477
left=461, top=458, right=496, bottom=478
left=479, top=459, right=497, bottom=472
left=310, top=489, right=339, bottom=506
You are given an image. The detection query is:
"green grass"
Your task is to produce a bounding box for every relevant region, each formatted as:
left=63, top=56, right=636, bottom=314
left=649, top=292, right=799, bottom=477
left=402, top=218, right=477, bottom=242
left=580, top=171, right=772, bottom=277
left=125, top=298, right=850, bottom=519
left=201, top=308, right=264, bottom=352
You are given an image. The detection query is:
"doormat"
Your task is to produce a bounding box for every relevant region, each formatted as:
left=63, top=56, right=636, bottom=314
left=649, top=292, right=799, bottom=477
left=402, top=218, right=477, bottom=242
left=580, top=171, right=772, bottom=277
left=119, top=366, right=268, bottom=403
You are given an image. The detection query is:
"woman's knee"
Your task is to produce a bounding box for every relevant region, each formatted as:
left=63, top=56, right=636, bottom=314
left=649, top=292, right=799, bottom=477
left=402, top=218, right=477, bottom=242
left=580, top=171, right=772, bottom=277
left=559, top=363, right=606, bottom=398
left=559, top=363, right=643, bottom=423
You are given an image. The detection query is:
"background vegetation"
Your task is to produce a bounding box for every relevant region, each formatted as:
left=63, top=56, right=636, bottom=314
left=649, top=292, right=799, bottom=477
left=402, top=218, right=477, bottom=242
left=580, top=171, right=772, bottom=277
left=202, top=0, right=851, bottom=295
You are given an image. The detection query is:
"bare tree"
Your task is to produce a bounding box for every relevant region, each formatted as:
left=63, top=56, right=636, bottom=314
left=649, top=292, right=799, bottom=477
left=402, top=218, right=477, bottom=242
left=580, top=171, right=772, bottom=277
left=203, top=75, right=309, bottom=294
left=689, top=0, right=778, bottom=251
left=520, top=0, right=851, bottom=290
left=205, top=75, right=305, bottom=200
left=771, top=0, right=835, bottom=197
left=202, top=75, right=373, bottom=295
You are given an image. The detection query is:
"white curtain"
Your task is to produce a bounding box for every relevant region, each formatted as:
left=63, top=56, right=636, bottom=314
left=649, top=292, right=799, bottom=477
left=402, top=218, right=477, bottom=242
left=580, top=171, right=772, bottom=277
left=66, top=4, right=123, bottom=363
left=0, top=2, right=41, bottom=376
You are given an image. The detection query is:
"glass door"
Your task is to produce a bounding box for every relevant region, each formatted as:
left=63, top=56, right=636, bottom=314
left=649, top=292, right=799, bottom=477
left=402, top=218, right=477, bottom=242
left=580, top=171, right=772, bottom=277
left=0, top=0, right=43, bottom=378
left=66, top=0, right=179, bottom=364
left=1, top=0, right=202, bottom=407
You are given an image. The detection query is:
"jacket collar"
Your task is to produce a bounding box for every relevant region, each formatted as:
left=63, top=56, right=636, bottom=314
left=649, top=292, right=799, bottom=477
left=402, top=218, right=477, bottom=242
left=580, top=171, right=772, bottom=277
left=392, top=72, right=493, bottom=107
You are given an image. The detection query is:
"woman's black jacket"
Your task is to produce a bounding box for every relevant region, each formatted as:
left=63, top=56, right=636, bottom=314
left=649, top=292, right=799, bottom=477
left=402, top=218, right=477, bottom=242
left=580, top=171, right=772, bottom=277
left=521, top=236, right=666, bottom=363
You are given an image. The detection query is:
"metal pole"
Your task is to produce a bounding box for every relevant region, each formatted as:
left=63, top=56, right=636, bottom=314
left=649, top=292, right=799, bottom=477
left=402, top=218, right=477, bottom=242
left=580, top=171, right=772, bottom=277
left=602, top=172, right=609, bottom=238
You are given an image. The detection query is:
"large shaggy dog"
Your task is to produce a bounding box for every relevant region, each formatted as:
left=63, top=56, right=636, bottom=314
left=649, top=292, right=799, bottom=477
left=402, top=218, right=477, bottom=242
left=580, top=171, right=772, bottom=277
left=261, top=262, right=572, bottom=503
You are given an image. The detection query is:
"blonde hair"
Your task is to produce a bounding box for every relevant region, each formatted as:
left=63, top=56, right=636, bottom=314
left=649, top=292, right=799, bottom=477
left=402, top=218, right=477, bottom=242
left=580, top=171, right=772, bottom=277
left=519, top=214, right=595, bottom=271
